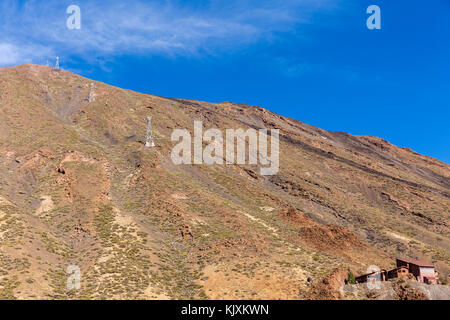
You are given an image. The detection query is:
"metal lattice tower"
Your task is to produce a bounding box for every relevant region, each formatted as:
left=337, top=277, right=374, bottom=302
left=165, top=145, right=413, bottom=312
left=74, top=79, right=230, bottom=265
left=145, top=116, right=155, bottom=147
left=55, top=57, right=59, bottom=69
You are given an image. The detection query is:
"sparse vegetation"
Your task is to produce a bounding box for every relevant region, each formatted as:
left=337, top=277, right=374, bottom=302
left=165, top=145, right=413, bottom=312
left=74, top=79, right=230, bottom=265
left=347, top=271, right=356, bottom=284
left=0, top=64, right=448, bottom=300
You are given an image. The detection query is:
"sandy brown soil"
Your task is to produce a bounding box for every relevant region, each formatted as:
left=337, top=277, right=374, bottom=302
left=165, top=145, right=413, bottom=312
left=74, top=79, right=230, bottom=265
left=0, top=64, right=448, bottom=299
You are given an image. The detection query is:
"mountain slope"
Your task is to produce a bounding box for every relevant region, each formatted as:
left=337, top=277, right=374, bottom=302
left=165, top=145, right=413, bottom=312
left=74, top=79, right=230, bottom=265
left=0, top=64, right=448, bottom=299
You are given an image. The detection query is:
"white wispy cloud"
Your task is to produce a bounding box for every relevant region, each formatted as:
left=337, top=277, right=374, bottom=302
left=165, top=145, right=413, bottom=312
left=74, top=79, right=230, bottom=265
left=0, top=42, right=54, bottom=66
left=0, top=0, right=338, bottom=66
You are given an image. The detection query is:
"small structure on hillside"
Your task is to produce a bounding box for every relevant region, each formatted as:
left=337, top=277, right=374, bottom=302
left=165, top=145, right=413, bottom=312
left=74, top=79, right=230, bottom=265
left=396, top=258, right=439, bottom=284
left=55, top=57, right=60, bottom=69
left=355, top=269, right=387, bottom=284
left=387, top=266, right=410, bottom=280
left=145, top=116, right=155, bottom=147
left=355, top=257, right=439, bottom=285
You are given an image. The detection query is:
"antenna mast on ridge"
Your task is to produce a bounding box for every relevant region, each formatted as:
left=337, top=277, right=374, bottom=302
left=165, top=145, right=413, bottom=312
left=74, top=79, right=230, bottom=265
left=55, top=57, right=60, bottom=69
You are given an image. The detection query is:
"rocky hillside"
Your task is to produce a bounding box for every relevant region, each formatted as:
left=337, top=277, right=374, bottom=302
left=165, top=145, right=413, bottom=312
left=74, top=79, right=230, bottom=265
left=0, top=64, right=448, bottom=299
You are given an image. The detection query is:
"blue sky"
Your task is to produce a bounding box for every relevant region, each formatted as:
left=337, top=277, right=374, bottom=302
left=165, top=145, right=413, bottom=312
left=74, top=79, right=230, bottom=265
left=1, top=0, right=449, bottom=163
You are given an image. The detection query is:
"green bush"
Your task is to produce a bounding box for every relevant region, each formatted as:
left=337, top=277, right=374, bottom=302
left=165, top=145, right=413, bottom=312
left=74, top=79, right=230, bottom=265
left=347, top=271, right=356, bottom=284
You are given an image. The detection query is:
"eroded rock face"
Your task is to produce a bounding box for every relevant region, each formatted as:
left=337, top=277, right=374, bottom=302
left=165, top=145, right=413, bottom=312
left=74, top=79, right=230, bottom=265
left=393, top=283, right=428, bottom=300
left=297, top=225, right=367, bottom=253
left=305, top=268, right=348, bottom=300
